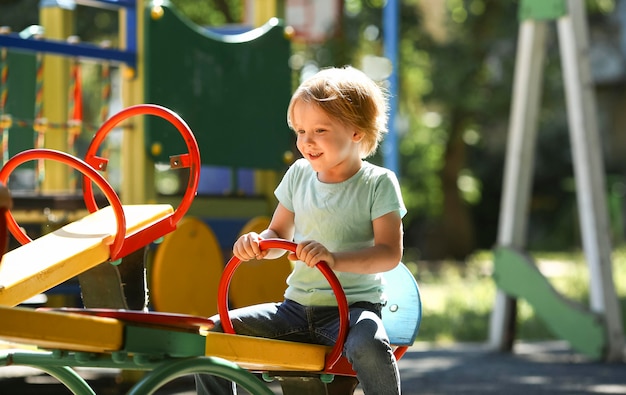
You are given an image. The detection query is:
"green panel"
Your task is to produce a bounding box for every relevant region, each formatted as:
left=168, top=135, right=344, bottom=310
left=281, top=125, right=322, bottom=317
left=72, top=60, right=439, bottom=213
left=144, top=3, right=293, bottom=170
left=492, top=246, right=606, bottom=360
left=5, top=51, right=37, bottom=160
left=124, top=325, right=206, bottom=358
left=519, top=0, right=567, bottom=21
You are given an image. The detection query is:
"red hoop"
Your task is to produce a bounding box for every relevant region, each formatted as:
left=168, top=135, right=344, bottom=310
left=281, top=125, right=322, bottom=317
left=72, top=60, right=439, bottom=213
left=218, top=238, right=349, bottom=370
left=83, top=104, right=201, bottom=224
left=0, top=149, right=126, bottom=258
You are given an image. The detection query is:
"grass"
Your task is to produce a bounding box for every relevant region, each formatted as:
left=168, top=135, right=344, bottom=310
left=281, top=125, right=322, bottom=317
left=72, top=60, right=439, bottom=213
left=404, top=246, right=626, bottom=344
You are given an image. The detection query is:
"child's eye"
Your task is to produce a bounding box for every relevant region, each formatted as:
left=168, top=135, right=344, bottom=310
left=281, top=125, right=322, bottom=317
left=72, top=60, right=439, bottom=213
left=315, top=129, right=326, bottom=134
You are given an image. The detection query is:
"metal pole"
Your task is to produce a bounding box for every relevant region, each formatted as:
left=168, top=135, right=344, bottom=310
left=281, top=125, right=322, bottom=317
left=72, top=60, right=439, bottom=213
left=557, top=0, right=624, bottom=361
left=383, top=0, right=399, bottom=175
left=488, top=19, right=547, bottom=351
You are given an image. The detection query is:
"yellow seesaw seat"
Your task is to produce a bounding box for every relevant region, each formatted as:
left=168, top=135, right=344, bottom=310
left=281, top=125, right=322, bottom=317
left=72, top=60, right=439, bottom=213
left=205, top=332, right=330, bottom=372
left=0, top=305, right=124, bottom=353
left=0, top=204, right=174, bottom=307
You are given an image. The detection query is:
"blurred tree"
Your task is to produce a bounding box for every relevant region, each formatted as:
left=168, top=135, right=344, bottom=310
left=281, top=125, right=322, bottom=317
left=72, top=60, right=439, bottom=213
left=0, top=0, right=39, bottom=31
left=406, top=0, right=521, bottom=259
left=1, top=0, right=620, bottom=258
left=170, top=0, right=241, bottom=26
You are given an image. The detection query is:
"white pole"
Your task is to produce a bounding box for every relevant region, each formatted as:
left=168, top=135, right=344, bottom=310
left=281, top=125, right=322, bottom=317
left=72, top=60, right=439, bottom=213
left=488, top=19, right=547, bottom=350
left=557, top=0, right=624, bottom=362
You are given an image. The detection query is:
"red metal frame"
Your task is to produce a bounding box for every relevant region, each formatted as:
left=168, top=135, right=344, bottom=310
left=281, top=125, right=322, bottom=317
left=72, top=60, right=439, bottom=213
left=40, top=307, right=215, bottom=332
left=81, top=104, right=201, bottom=259
left=0, top=149, right=127, bottom=258
left=0, top=207, right=8, bottom=258
left=217, top=238, right=349, bottom=371
left=82, top=103, right=201, bottom=225
left=0, top=104, right=202, bottom=261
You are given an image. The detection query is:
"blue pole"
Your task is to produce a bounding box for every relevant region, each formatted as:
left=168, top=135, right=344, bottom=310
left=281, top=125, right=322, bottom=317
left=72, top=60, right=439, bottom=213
left=383, top=0, right=399, bottom=175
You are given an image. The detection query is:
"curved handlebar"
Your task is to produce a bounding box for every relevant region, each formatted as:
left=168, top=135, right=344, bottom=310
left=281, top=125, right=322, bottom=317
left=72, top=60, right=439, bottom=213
left=0, top=149, right=126, bottom=258
left=83, top=104, right=201, bottom=224
left=217, top=238, right=349, bottom=371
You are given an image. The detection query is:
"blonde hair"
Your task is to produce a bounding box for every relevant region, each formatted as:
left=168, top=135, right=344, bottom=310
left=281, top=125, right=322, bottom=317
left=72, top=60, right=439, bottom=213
left=287, top=66, right=389, bottom=158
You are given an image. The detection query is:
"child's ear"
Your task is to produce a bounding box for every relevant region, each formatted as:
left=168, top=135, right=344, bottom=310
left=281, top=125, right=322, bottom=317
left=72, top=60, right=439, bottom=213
left=352, top=130, right=364, bottom=142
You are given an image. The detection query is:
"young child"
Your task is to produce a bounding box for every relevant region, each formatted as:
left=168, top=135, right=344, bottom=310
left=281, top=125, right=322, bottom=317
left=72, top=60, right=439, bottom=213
left=196, top=65, right=406, bottom=394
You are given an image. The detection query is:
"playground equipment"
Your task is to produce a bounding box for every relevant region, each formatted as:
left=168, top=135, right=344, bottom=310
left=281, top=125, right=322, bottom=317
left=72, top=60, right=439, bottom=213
left=0, top=242, right=420, bottom=394
left=0, top=306, right=275, bottom=395
left=0, top=0, right=294, bottom=307
left=0, top=103, right=200, bottom=308
left=489, top=0, right=625, bottom=361
left=0, top=3, right=422, bottom=390
left=209, top=239, right=421, bottom=394
left=150, top=215, right=293, bottom=318
left=0, top=102, right=273, bottom=393
left=0, top=0, right=292, bottom=179
left=144, top=3, right=292, bottom=171
left=0, top=107, right=421, bottom=394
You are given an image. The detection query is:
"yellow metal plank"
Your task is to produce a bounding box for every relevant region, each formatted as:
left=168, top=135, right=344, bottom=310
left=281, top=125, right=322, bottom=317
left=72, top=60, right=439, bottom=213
left=0, top=204, right=173, bottom=307
left=0, top=306, right=123, bottom=353
left=205, top=332, right=328, bottom=372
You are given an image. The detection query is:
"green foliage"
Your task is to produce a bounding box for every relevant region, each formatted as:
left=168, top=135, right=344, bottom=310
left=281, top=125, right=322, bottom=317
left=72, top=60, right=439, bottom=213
left=0, top=0, right=38, bottom=32
left=169, top=0, right=242, bottom=26
left=411, top=246, right=626, bottom=343
left=2, top=0, right=622, bottom=257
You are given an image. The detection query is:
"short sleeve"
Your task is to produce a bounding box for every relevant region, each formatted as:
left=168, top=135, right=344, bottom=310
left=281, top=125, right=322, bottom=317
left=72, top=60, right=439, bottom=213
left=274, top=159, right=303, bottom=213
left=371, top=170, right=407, bottom=220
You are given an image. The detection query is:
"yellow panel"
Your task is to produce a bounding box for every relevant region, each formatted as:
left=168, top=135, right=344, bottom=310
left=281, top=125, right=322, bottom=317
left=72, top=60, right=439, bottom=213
left=40, top=6, right=73, bottom=189
left=0, top=204, right=174, bottom=307
left=0, top=306, right=124, bottom=353
left=229, top=216, right=293, bottom=308
left=151, top=217, right=223, bottom=317
left=205, top=332, right=328, bottom=372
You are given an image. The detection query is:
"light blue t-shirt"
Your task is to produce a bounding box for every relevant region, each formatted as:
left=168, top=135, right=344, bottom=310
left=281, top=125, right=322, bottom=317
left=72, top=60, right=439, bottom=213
left=275, top=158, right=407, bottom=306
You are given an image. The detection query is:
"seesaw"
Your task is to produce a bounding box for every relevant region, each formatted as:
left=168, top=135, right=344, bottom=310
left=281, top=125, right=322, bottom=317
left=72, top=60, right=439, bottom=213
left=0, top=103, right=276, bottom=394
left=0, top=305, right=274, bottom=394
left=0, top=104, right=200, bottom=307
left=0, top=103, right=421, bottom=394
left=206, top=239, right=422, bottom=394
left=0, top=239, right=420, bottom=394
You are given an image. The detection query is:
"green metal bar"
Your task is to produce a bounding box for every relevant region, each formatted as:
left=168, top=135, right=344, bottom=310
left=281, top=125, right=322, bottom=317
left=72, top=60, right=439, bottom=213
left=3, top=349, right=160, bottom=370
left=36, top=365, right=97, bottom=395
left=519, top=0, right=566, bottom=21
left=1, top=350, right=95, bottom=395
left=3, top=351, right=273, bottom=394
left=129, top=356, right=274, bottom=395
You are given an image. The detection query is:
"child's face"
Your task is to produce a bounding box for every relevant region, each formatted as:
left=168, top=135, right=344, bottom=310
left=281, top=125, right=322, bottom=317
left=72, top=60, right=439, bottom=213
left=291, top=100, right=363, bottom=183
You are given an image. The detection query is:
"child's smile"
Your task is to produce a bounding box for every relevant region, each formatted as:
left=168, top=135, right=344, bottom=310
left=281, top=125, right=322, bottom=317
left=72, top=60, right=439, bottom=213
left=291, top=101, right=363, bottom=183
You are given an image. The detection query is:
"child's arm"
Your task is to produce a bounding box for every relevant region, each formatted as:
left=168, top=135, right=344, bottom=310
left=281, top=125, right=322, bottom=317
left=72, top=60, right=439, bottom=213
left=296, top=211, right=403, bottom=274
left=232, top=203, right=295, bottom=261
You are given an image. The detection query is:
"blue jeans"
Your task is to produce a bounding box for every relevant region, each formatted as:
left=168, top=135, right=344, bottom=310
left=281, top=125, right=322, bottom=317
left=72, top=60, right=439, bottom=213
left=195, top=299, right=400, bottom=395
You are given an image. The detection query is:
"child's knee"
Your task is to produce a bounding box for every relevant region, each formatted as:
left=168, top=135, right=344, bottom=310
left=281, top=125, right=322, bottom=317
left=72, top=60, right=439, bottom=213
left=345, top=335, right=392, bottom=365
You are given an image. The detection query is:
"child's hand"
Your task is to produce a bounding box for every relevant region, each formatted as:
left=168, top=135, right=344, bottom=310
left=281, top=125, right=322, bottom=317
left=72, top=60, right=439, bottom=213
left=233, top=232, right=267, bottom=261
left=294, top=240, right=335, bottom=268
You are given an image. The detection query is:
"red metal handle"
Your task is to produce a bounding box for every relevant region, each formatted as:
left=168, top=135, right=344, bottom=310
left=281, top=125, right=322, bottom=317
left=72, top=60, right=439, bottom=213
left=218, top=238, right=349, bottom=371
left=83, top=104, right=201, bottom=224
left=0, top=149, right=126, bottom=258
left=0, top=183, right=11, bottom=260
